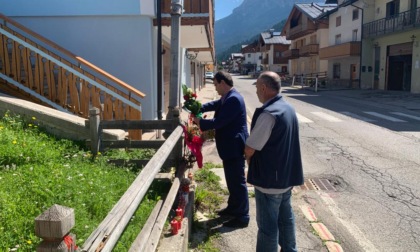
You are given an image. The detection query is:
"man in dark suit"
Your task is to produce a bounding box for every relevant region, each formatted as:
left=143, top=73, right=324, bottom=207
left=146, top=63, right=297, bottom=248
left=193, top=71, right=250, bottom=228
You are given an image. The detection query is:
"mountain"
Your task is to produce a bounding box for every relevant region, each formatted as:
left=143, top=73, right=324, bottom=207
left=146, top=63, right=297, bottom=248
left=215, top=0, right=306, bottom=61
left=217, top=19, right=287, bottom=62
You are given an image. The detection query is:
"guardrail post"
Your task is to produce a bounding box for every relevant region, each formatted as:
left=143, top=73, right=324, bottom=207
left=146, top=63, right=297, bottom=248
left=170, top=109, right=183, bottom=168
left=89, top=107, right=100, bottom=155
left=315, top=75, right=318, bottom=93
left=35, top=204, right=77, bottom=252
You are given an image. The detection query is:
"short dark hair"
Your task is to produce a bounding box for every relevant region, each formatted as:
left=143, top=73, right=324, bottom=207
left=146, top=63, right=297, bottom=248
left=214, top=71, right=233, bottom=86
left=259, top=72, right=281, bottom=92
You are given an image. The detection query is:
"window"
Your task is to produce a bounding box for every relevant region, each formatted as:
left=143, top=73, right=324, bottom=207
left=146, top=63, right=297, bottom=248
left=248, top=54, right=251, bottom=58
left=386, top=0, right=400, bottom=18
left=276, top=52, right=280, bottom=57
left=281, top=66, right=287, bottom=73
left=335, top=34, right=341, bottom=44
left=352, top=29, right=358, bottom=41
left=336, top=16, right=341, bottom=27
left=333, top=64, right=341, bottom=79
left=352, top=9, right=359, bottom=20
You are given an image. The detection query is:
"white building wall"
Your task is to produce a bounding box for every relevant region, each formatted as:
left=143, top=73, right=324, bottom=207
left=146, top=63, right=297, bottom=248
left=330, top=6, right=362, bottom=44
left=1, top=0, right=161, bottom=120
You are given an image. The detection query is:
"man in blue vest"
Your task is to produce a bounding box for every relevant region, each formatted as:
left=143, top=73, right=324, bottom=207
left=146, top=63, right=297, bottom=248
left=245, top=71, right=304, bottom=251
left=193, top=71, right=250, bottom=228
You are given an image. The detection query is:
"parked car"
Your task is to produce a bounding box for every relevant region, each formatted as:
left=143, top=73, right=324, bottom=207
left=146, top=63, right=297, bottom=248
left=205, top=72, right=214, bottom=79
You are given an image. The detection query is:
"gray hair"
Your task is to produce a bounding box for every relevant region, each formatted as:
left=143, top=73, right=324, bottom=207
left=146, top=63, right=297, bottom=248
left=259, top=72, right=281, bottom=92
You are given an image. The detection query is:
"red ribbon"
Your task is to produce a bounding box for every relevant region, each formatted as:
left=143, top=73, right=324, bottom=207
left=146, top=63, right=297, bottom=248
left=181, top=125, right=204, bottom=168
left=63, top=235, right=78, bottom=250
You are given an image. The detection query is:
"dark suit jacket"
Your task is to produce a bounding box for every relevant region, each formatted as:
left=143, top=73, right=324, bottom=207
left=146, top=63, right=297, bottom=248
left=199, top=88, right=249, bottom=160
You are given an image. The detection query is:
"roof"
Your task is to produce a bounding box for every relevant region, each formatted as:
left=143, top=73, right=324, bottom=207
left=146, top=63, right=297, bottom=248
left=260, top=32, right=291, bottom=45
left=231, top=53, right=243, bottom=58
left=295, top=2, right=337, bottom=20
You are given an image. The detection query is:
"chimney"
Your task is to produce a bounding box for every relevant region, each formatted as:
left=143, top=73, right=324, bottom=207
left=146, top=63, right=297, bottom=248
left=269, top=29, right=274, bottom=38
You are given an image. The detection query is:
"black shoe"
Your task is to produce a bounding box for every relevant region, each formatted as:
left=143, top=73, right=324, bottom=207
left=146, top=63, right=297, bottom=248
left=222, top=218, right=249, bottom=228
left=216, top=208, right=234, bottom=217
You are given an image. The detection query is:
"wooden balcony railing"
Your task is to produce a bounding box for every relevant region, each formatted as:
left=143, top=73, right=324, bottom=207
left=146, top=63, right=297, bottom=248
left=319, top=41, right=361, bottom=59
left=273, top=56, right=288, bottom=64
left=162, top=0, right=212, bottom=14
left=299, top=44, right=319, bottom=57
left=281, top=49, right=299, bottom=59
left=363, top=7, right=420, bottom=38
left=262, top=57, right=269, bottom=64
left=0, top=14, right=145, bottom=138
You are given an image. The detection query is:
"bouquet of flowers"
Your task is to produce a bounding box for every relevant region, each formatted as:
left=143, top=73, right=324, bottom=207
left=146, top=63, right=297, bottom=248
left=181, top=84, right=205, bottom=168
left=182, top=84, right=202, bottom=118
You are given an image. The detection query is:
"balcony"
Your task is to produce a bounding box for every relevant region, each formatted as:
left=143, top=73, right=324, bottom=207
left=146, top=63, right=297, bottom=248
left=363, top=8, right=420, bottom=39
left=287, top=23, right=316, bottom=40
left=156, top=0, right=215, bottom=63
left=273, top=56, right=288, bottom=64
left=319, top=41, right=361, bottom=59
left=262, top=57, right=269, bottom=65
left=299, top=44, right=319, bottom=57
left=281, top=49, right=299, bottom=59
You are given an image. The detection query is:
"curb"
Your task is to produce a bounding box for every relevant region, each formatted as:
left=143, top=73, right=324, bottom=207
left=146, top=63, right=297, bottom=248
left=299, top=204, right=343, bottom=252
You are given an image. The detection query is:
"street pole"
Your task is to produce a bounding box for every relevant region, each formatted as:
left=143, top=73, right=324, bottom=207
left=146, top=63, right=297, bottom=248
left=352, top=3, right=363, bottom=89
left=164, top=0, right=183, bottom=138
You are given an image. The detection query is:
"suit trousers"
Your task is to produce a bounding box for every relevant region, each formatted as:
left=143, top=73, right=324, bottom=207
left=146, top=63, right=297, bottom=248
left=222, top=157, right=250, bottom=222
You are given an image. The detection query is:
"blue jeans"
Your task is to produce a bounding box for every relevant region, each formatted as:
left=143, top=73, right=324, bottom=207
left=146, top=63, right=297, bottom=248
left=255, top=188, right=297, bottom=252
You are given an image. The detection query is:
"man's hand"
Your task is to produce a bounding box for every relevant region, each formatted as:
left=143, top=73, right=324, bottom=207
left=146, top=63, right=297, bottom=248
left=244, top=145, right=255, bottom=165
left=192, top=117, right=200, bottom=126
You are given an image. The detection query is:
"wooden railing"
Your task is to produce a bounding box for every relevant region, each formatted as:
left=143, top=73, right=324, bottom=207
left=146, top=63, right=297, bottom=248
left=281, top=49, right=299, bottom=59
left=85, top=108, right=185, bottom=251
left=162, top=0, right=212, bottom=14
left=363, top=7, right=420, bottom=38
left=299, top=44, right=319, bottom=57
left=0, top=14, right=145, bottom=138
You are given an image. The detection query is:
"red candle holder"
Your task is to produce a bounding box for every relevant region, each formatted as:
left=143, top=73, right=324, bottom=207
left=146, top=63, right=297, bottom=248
left=176, top=207, right=183, bottom=218
left=171, top=219, right=179, bottom=235
left=175, top=216, right=182, bottom=229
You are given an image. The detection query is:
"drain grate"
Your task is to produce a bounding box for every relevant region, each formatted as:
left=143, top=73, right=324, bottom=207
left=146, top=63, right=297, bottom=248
left=299, top=178, right=337, bottom=191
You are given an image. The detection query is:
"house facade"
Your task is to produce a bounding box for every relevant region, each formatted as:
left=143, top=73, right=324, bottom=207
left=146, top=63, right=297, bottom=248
left=229, top=53, right=244, bottom=73
left=258, top=30, right=290, bottom=74
left=319, top=0, right=364, bottom=88
left=281, top=3, right=337, bottom=77
left=0, top=0, right=215, bottom=119
left=240, top=41, right=262, bottom=74
left=362, top=0, right=420, bottom=93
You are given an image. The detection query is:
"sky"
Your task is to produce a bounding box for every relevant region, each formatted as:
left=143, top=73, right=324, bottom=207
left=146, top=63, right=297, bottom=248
left=215, top=0, right=244, bottom=20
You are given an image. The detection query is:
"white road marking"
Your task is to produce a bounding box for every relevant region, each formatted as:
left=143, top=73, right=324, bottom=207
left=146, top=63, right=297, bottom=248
left=296, top=113, right=313, bottom=123
left=318, top=192, right=380, bottom=252
left=363, top=112, right=407, bottom=122
left=340, top=112, right=377, bottom=122
left=390, top=112, right=420, bottom=121
left=311, top=112, right=343, bottom=122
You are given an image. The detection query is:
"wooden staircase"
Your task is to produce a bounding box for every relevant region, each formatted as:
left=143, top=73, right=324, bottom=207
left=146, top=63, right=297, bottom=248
left=0, top=13, right=146, bottom=139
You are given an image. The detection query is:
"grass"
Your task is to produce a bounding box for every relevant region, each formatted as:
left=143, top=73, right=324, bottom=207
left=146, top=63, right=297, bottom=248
left=190, top=162, right=225, bottom=252
left=193, top=163, right=224, bottom=214
left=0, top=111, right=169, bottom=251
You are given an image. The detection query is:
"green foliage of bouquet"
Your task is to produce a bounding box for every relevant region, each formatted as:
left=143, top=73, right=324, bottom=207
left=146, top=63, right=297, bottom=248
left=182, top=84, right=202, bottom=118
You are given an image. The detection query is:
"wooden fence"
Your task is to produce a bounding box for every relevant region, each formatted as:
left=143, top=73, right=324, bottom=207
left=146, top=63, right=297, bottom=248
left=33, top=107, right=188, bottom=252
